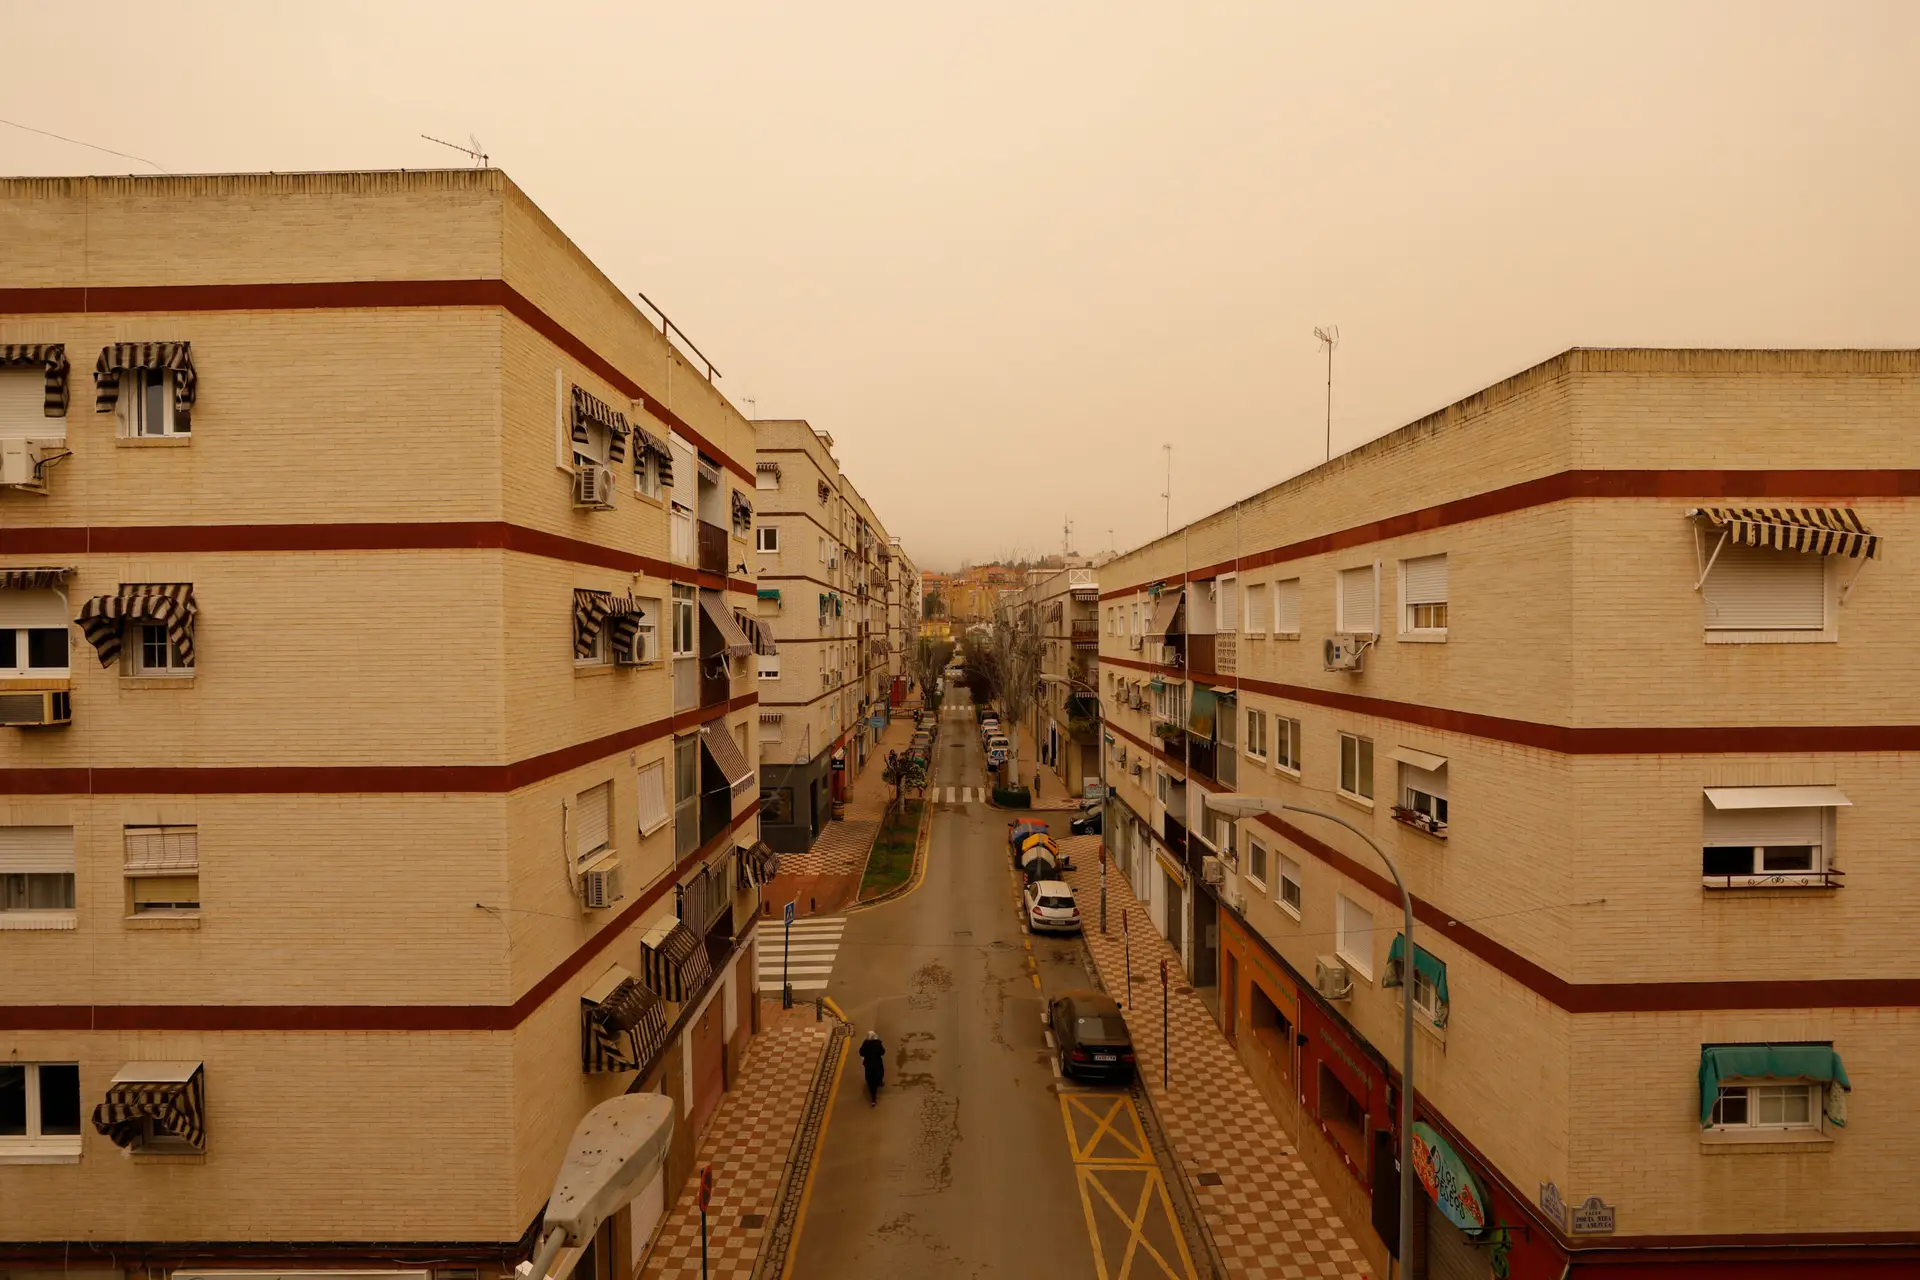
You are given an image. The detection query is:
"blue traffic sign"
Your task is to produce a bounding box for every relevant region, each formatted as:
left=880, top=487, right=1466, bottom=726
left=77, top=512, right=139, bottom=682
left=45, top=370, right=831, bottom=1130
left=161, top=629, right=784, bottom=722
left=784, top=901, right=796, bottom=925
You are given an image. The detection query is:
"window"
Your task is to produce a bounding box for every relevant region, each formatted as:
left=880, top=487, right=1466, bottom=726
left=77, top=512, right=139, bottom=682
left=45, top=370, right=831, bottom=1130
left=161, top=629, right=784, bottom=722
left=756, top=526, right=779, bottom=554
left=635, top=451, right=663, bottom=499
left=757, top=654, right=781, bottom=681
left=1131, top=604, right=1141, bottom=635
left=1317, top=1064, right=1367, bottom=1161
left=0, top=589, right=69, bottom=677
left=1337, top=566, right=1377, bottom=635
left=1277, top=854, right=1302, bottom=918
left=1267, top=577, right=1298, bottom=635
left=1394, top=753, right=1448, bottom=835
left=1335, top=893, right=1374, bottom=979
left=760, top=712, right=784, bottom=743
left=671, top=501, right=694, bottom=564
left=762, top=787, right=795, bottom=824
left=0, top=1063, right=81, bottom=1156
left=572, top=419, right=609, bottom=469
left=636, top=761, right=670, bottom=836
left=119, top=368, right=189, bottom=437
left=1274, top=716, right=1301, bottom=772
left=671, top=586, right=696, bottom=658
left=673, top=734, right=699, bottom=859
left=576, top=613, right=609, bottom=666
left=1710, top=1082, right=1819, bottom=1131
left=1338, top=733, right=1373, bottom=801
left=1247, top=837, right=1268, bottom=887
left=575, top=781, right=612, bottom=869
left=1156, top=771, right=1171, bottom=805
left=755, top=466, right=780, bottom=492
left=1701, top=789, right=1842, bottom=885
left=0, top=367, right=61, bottom=440
left=1246, top=708, right=1268, bottom=759
left=1700, top=543, right=1829, bottom=637
left=818, top=537, right=828, bottom=564
left=627, top=596, right=661, bottom=665
left=132, top=623, right=192, bottom=676
left=1217, top=576, right=1239, bottom=631
left=1401, top=554, right=1448, bottom=634
left=0, top=826, right=75, bottom=924
left=1239, top=583, right=1266, bottom=635
left=124, top=825, right=199, bottom=915
left=1412, top=967, right=1443, bottom=1024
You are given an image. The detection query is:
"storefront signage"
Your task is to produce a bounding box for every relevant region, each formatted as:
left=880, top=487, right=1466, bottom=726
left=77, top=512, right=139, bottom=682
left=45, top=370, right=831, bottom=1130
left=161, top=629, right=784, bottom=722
left=1569, top=1195, right=1617, bottom=1235
left=1410, top=1122, right=1488, bottom=1231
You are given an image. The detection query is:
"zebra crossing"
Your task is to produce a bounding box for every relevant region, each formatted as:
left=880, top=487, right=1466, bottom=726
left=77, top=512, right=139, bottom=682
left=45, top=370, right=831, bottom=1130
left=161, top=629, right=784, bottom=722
left=935, top=785, right=982, bottom=805
left=757, top=915, right=846, bottom=993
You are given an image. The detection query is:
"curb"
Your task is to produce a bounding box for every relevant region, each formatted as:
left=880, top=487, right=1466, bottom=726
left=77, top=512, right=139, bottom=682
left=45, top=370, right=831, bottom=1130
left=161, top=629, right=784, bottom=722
left=846, top=748, right=937, bottom=913
left=751, top=1017, right=849, bottom=1280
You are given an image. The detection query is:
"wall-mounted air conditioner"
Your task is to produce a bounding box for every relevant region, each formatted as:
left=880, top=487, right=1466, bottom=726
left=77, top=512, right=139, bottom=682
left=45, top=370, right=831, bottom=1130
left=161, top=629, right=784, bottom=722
left=1314, top=955, right=1353, bottom=1001
left=582, top=858, right=624, bottom=909
left=0, top=689, right=71, bottom=727
left=573, top=463, right=616, bottom=509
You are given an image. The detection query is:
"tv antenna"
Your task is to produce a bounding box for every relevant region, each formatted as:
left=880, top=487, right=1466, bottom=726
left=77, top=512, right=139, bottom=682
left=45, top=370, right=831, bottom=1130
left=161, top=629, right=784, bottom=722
left=1314, top=325, right=1340, bottom=462
left=421, top=133, right=489, bottom=167
left=1062, top=518, right=1073, bottom=559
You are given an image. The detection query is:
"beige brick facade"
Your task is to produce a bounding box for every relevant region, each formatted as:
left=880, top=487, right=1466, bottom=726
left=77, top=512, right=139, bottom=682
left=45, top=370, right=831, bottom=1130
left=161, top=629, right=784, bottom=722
left=0, top=171, right=768, bottom=1268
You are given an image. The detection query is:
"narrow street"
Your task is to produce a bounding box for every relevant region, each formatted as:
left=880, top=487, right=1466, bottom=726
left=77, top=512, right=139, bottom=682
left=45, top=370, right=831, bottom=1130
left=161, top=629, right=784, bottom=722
left=789, top=692, right=1198, bottom=1279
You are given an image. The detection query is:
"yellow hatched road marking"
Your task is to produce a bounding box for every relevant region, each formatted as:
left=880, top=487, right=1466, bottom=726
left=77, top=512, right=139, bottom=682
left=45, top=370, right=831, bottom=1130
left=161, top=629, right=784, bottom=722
left=1057, top=1093, right=1198, bottom=1280
left=1080, top=1165, right=1194, bottom=1280
left=1062, top=1094, right=1148, bottom=1163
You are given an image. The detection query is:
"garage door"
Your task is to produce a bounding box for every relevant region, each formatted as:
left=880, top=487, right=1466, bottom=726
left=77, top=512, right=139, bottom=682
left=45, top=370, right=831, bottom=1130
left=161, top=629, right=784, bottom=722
left=1425, top=1209, right=1488, bottom=1280
left=689, top=999, right=726, bottom=1140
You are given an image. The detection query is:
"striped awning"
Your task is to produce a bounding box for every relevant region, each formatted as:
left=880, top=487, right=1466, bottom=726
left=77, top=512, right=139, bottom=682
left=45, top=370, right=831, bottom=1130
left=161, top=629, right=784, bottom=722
left=93, top=342, right=196, bottom=415
left=573, top=588, right=614, bottom=659
left=1690, top=507, right=1879, bottom=559
left=76, top=583, right=196, bottom=668
left=0, top=566, right=73, bottom=591
left=608, top=596, right=652, bottom=657
left=698, top=456, right=722, bottom=487
left=0, top=344, right=69, bottom=416
left=571, top=385, right=631, bottom=464
left=701, top=593, right=753, bottom=658
left=736, top=609, right=778, bottom=656
left=1148, top=588, right=1184, bottom=637
left=91, top=1062, right=204, bottom=1151
left=731, top=489, right=753, bottom=531
left=701, top=720, right=757, bottom=797
left=737, top=841, right=780, bottom=888
left=581, top=971, right=670, bottom=1074
left=756, top=461, right=781, bottom=481
left=634, top=426, right=674, bottom=486
left=643, top=920, right=716, bottom=1003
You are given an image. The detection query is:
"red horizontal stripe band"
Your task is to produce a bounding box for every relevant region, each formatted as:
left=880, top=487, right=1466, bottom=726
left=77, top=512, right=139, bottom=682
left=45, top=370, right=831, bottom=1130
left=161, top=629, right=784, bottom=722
left=1103, top=719, right=1920, bottom=1012
left=0, top=278, right=756, bottom=485
left=1101, top=655, right=1920, bottom=753
left=1099, top=468, right=1920, bottom=601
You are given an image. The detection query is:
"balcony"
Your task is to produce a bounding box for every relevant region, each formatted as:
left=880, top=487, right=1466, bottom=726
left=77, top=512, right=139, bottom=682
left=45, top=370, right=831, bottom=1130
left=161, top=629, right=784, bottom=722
left=1068, top=715, right=1098, bottom=742
left=701, top=658, right=731, bottom=711
left=1071, top=625, right=1099, bottom=650
left=1162, top=814, right=1188, bottom=859
left=1391, top=805, right=1449, bottom=839
left=697, top=519, right=729, bottom=575
left=1188, top=735, right=1217, bottom=783
left=1215, top=631, right=1237, bottom=675
left=673, top=656, right=698, bottom=712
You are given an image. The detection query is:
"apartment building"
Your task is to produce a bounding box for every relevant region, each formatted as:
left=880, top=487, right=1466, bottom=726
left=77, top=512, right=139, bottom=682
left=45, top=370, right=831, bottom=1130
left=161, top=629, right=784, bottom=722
left=750, top=423, right=912, bottom=852
left=0, top=171, right=774, bottom=1278
left=1004, top=566, right=1103, bottom=798
left=1097, top=349, right=1920, bottom=1279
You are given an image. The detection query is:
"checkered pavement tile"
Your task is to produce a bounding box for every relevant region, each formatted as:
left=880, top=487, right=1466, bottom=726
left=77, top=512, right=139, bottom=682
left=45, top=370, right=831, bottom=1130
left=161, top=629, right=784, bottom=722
left=772, top=820, right=878, bottom=877
left=1061, top=857, right=1371, bottom=1279
left=641, top=1012, right=831, bottom=1279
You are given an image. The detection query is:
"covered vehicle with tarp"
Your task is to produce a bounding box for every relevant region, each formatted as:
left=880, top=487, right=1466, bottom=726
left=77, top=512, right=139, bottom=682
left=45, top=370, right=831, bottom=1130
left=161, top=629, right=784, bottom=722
left=1019, top=845, right=1060, bottom=884
left=1008, top=821, right=1050, bottom=863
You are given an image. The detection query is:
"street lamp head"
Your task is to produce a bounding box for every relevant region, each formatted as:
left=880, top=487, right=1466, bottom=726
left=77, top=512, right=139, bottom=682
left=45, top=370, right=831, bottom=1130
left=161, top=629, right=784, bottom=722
left=1203, top=793, right=1276, bottom=819
left=543, top=1093, right=675, bottom=1246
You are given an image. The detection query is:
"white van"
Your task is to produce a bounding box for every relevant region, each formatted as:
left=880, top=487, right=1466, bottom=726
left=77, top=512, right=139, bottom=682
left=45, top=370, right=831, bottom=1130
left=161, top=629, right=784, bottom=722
left=986, top=734, right=1011, bottom=767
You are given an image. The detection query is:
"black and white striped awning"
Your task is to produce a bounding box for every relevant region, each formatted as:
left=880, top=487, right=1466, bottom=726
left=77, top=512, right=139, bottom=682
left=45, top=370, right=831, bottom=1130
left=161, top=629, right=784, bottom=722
left=731, top=489, right=753, bottom=531
left=93, top=343, right=196, bottom=415
left=91, top=1062, right=205, bottom=1151
left=737, top=840, right=780, bottom=888
left=573, top=588, right=614, bottom=659
left=0, top=566, right=73, bottom=591
left=1690, top=507, right=1880, bottom=559
left=756, top=461, right=781, bottom=481
left=634, top=426, right=674, bottom=486
left=571, top=385, right=631, bottom=464
left=76, top=583, right=196, bottom=668
left=642, top=920, right=716, bottom=1003
left=0, top=344, right=69, bottom=416
left=735, top=610, right=778, bottom=657
left=701, top=720, right=757, bottom=797
left=701, top=593, right=753, bottom=658
left=581, top=972, right=670, bottom=1074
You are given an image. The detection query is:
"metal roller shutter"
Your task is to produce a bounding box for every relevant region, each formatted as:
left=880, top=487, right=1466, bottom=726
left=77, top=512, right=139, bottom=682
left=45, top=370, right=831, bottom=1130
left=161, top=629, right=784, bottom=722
left=1339, top=566, right=1377, bottom=633
left=1424, top=1209, right=1488, bottom=1280
left=1275, top=579, right=1301, bottom=632
left=0, top=370, right=48, bottom=439
left=576, top=782, right=612, bottom=861
left=1702, top=545, right=1825, bottom=630
left=1404, top=554, right=1448, bottom=605
left=1703, top=804, right=1822, bottom=848
left=0, top=825, right=74, bottom=874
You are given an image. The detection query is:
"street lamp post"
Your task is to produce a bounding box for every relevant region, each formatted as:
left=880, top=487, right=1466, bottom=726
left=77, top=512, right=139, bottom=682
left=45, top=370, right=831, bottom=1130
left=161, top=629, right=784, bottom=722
left=1206, top=794, right=1415, bottom=1280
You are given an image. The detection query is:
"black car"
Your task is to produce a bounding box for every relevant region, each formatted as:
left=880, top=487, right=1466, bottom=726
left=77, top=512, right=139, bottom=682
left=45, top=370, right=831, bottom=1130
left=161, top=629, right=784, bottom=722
left=1069, top=806, right=1103, bottom=836
left=1046, top=990, right=1136, bottom=1082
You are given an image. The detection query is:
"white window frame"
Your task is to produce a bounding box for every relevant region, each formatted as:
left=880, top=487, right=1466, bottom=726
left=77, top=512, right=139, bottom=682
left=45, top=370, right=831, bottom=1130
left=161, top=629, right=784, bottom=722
left=634, top=451, right=663, bottom=499
left=1338, top=732, right=1374, bottom=803
left=0, top=629, right=69, bottom=679
left=574, top=780, right=614, bottom=871
left=818, top=536, right=828, bottom=564
left=1245, top=707, right=1267, bottom=761
left=1217, top=573, right=1239, bottom=632
left=1411, top=966, right=1443, bottom=1024
left=758, top=654, right=781, bottom=681
left=575, top=615, right=609, bottom=667
left=1274, top=716, right=1302, bottom=774
left=671, top=586, right=696, bottom=658
left=755, top=467, right=780, bottom=492
left=1246, top=837, right=1268, bottom=889
left=0, top=1062, right=83, bottom=1159
left=0, top=826, right=77, bottom=925
left=635, top=760, right=670, bottom=837
left=131, top=622, right=193, bottom=676
left=1701, top=797, right=1836, bottom=887
left=756, top=525, right=780, bottom=554
left=118, top=368, right=189, bottom=438
left=670, top=501, right=694, bottom=565
left=1274, top=577, right=1301, bottom=636
left=1337, top=564, right=1379, bottom=637
left=1398, top=553, right=1449, bottom=640
left=1709, top=1080, right=1821, bottom=1132
left=124, top=824, right=200, bottom=916
left=1335, top=893, right=1374, bottom=980
left=571, top=419, right=610, bottom=470
left=1277, top=854, right=1302, bottom=919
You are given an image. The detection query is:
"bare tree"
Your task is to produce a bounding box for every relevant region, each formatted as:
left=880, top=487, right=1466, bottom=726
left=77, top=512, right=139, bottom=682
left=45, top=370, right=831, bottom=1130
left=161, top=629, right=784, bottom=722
left=905, top=637, right=954, bottom=714
left=987, top=622, right=1041, bottom=789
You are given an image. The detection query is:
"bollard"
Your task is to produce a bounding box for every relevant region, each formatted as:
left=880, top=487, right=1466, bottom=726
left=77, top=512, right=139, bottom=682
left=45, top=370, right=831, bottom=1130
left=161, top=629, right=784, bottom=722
left=810, top=895, right=817, bottom=913
left=815, top=997, right=823, bottom=1022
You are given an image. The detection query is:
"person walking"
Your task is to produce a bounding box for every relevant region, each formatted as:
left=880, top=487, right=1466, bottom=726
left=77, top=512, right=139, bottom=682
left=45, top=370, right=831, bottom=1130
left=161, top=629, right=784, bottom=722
left=859, top=1030, right=887, bottom=1105
left=1034, top=768, right=1042, bottom=798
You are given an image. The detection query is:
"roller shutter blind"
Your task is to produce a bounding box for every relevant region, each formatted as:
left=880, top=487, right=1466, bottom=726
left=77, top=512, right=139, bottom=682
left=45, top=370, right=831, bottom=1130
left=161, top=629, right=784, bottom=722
left=1703, top=545, right=1825, bottom=630
left=1403, top=554, right=1448, bottom=605
left=1399, top=762, right=1447, bottom=801
left=1703, top=805, right=1823, bottom=847
left=0, top=826, right=74, bottom=873
left=1275, top=579, right=1300, bottom=633
left=1244, top=583, right=1267, bottom=632
left=636, top=763, right=670, bottom=836
left=576, top=782, right=612, bottom=860
left=0, top=370, right=48, bottom=440
left=0, top=588, right=70, bottom=629
left=1338, top=566, right=1377, bottom=633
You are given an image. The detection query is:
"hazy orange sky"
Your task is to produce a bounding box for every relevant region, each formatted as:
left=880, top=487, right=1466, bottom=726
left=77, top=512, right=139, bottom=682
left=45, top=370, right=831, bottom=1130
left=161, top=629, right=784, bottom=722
left=5, top=1, right=1915, bottom=569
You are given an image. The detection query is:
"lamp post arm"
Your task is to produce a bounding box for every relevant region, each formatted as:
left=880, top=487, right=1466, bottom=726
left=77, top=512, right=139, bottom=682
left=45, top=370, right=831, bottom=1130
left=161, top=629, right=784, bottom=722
left=1277, top=802, right=1416, bottom=1280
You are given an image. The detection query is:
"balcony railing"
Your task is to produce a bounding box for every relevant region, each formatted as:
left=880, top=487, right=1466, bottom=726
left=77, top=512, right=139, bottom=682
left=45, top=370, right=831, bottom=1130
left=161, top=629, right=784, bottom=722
left=1390, top=805, right=1448, bottom=839
left=701, top=658, right=731, bottom=711
left=697, top=519, right=729, bottom=575
left=1701, top=869, right=1844, bottom=890
left=1071, top=625, right=1099, bottom=649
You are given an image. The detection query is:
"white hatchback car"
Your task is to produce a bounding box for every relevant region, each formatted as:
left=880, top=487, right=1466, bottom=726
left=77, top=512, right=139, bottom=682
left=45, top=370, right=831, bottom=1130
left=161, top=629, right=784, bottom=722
left=1024, top=879, right=1081, bottom=934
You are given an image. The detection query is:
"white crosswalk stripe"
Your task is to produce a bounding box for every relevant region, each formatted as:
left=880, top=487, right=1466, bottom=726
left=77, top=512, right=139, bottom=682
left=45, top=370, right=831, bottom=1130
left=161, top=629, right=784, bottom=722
left=938, top=785, right=978, bottom=806
left=757, top=917, right=847, bottom=992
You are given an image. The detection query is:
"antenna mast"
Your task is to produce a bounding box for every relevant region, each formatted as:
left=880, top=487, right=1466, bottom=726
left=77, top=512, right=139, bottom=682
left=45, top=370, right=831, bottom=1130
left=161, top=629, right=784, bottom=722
left=1161, top=444, right=1173, bottom=536
left=421, top=133, right=489, bottom=166
left=1314, top=325, right=1340, bottom=462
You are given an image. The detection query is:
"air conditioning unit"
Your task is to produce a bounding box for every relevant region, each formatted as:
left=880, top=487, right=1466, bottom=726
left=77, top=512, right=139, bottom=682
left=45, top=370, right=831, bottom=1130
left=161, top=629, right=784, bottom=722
left=1226, top=890, right=1248, bottom=916
left=0, top=689, right=71, bottom=727
left=1201, top=855, right=1225, bottom=886
left=1323, top=635, right=1370, bottom=673
left=1158, top=645, right=1179, bottom=666
left=0, top=439, right=54, bottom=491
left=573, top=463, right=616, bottom=509
left=1314, top=955, right=1353, bottom=1001
left=614, top=630, right=650, bottom=667
left=581, top=858, right=624, bottom=909
left=1127, top=635, right=1143, bottom=651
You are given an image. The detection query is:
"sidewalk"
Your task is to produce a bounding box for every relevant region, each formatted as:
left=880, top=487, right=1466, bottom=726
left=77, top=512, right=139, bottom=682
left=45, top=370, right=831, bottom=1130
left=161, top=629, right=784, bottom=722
left=991, top=717, right=1082, bottom=811
left=1058, top=844, right=1370, bottom=1280
left=765, top=712, right=923, bottom=915
left=641, top=1002, right=833, bottom=1278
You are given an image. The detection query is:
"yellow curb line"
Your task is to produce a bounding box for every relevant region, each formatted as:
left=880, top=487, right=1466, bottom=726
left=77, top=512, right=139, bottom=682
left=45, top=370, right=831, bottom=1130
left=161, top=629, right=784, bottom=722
left=778, top=1032, right=850, bottom=1280
left=820, top=995, right=846, bottom=1023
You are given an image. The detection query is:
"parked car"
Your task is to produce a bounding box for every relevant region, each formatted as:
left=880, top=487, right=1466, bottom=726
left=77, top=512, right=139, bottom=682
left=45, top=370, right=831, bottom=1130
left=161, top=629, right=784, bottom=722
left=1023, top=879, right=1081, bottom=933
left=986, top=735, right=1011, bottom=768
left=1046, top=990, right=1136, bottom=1081
left=1070, top=800, right=1103, bottom=836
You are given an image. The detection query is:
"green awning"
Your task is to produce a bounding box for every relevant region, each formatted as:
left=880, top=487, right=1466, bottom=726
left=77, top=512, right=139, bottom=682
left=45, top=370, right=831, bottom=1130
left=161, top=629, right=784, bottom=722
left=1699, top=1044, right=1851, bottom=1127
left=1148, top=677, right=1165, bottom=692
left=1188, top=683, right=1216, bottom=737
left=758, top=588, right=781, bottom=602
left=1385, top=935, right=1449, bottom=1026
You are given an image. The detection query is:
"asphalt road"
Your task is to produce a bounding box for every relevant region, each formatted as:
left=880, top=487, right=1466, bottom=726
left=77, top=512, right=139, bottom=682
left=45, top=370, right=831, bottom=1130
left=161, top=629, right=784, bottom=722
left=789, top=695, right=1109, bottom=1279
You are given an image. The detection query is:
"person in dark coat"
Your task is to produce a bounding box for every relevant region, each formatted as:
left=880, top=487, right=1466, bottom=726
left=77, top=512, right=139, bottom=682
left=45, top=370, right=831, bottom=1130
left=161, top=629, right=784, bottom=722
left=859, top=1030, right=886, bottom=1105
